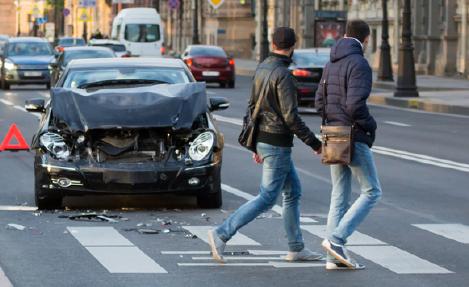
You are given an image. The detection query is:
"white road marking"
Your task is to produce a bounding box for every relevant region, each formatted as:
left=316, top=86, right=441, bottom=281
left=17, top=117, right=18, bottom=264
left=0, top=99, right=14, bottom=106
left=0, top=205, right=37, bottom=211
left=161, top=251, right=211, bottom=255
left=301, top=225, right=386, bottom=246
left=413, top=224, right=469, bottom=244
left=161, top=250, right=288, bottom=256
left=217, top=114, right=469, bottom=173
left=0, top=265, right=13, bottom=287
left=178, top=262, right=272, bottom=267
left=300, top=217, right=317, bottom=223
left=301, top=224, right=452, bottom=274
left=383, top=121, right=411, bottom=127
left=270, top=262, right=325, bottom=268
left=182, top=225, right=261, bottom=246
left=67, top=226, right=167, bottom=273
left=348, top=246, right=452, bottom=274
left=248, top=250, right=288, bottom=255
left=192, top=256, right=283, bottom=260
left=206, top=90, right=216, bottom=95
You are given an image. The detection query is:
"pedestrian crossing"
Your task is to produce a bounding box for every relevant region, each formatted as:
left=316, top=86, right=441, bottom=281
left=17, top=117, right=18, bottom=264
left=64, top=221, right=469, bottom=275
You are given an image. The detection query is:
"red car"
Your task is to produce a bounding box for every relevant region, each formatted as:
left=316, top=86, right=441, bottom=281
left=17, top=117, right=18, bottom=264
left=182, top=45, right=235, bottom=88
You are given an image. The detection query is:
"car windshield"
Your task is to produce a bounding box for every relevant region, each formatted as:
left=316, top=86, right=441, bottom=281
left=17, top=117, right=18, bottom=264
left=64, top=50, right=115, bottom=66
left=124, top=24, right=160, bottom=43
left=93, top=44, right=126, bottom=52
left=292, top=52, right=329, bottom=67
left=7, top=42, right=53, bottom=56
left=62, top=67, right=190, bottom=88
left=59, top=38, right=86, bottom=47
left=190, top=47, right=226, bottom=57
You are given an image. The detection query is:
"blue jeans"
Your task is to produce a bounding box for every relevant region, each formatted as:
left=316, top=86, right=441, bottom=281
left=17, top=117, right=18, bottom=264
left=216, top=142, right=305, bottom=252
left=326, top=142, right=382, bottom=250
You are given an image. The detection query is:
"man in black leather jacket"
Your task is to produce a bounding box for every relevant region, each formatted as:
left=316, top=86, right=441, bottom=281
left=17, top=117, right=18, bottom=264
left=208, top=27, right=322, bottom=263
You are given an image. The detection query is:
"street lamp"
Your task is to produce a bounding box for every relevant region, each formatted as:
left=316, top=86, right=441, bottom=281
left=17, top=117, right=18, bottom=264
left=14, top=0, right=21, bottom=36
left=394, top=0, right=418, bottom=97
left=192, top=0, right=200, bottom=44
left=378, top=0, right=393, bottom=81
left=259, top=0, right=269, bottom=62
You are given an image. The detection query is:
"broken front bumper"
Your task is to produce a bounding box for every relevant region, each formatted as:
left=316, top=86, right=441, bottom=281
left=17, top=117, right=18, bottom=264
left=35, top=153, right=221, bottom=195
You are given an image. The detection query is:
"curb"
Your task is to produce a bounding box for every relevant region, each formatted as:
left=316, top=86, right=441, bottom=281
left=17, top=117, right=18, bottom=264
left=369, top=94, right=469, bottom=116
left=373, top=81, right=469, bottom=92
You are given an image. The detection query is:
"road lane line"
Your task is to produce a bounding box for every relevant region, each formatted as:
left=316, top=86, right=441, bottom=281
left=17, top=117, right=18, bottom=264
left=270, top=262, right=325, bottom=268
left=0, top=265, right=13, bottom=287
left=248, top=250, right=288, bottom=255
left=178, top=263, right=272, bottom=267
left=182, top=225, right=261, bottom=246
left=213, top=114, right=243, bottom=126
left=0, top=99, right=14, bottom=106
left=301, top=224, right=452, bottom=274
left=413, top=224, right=469, bottom=244
left=217, top=115, right=469, bottom=173
left=161, top=251, right=211, bottom=255
left=192, top=256, right=283, bottom=260
left=0, top=205, right=37, bottom=211
left=301, top=225, right=387, bottom=246
left=347, top=246, right=452, bottom=274
left=383, top=121, right=411, bottom=127
left=67, top=226, right=167, bottom=273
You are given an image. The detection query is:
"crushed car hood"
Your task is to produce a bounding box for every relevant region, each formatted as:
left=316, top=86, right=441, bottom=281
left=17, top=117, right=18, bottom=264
left=51, top=83, right=208, bottom=132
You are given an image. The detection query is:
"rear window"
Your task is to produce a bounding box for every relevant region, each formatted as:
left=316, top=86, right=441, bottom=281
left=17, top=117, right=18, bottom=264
left=93, top=44, right=126, bottom=52
left=59, top=38, right=86, bottom=47
left=189, top=47, right=227, bottom=58
left=64, top=50, right=114, bottom=66
left=124, top=24, right=160, bottom=43
left=292, top=52, right=329, bottom=67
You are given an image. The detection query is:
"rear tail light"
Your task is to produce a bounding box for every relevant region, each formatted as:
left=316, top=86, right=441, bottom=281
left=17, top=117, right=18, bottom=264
left=292, top=69, right=313, bottom=78
left=160, top=46, right=166, bottom=55
left=121, top=51, right=131, bottom=58
left=185, top=58, right=193, bottom=67
left=56, top=46, right=64, bottom=53
left=228, top=59, right=235, bottom=66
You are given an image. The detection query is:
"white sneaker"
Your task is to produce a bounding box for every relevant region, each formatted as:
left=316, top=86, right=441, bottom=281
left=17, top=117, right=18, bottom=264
left=207, top=229, right=226, bottom=263
left=284, top=248, right=323, bottom=262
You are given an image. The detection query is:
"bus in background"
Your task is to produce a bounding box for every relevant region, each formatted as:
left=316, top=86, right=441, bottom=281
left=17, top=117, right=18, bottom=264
left=111, top=8, right=164, bottom=57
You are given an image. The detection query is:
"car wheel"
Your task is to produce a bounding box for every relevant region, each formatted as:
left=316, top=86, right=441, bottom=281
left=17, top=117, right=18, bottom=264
left=228, top=80, right=235, bottom=89
left=197, top=177, right=222, bottom=209
left=1, top=79, right=10, bottom=90
left=219, top=82, right=227, bottom=88
left=35, top=179, right=62, bottom=210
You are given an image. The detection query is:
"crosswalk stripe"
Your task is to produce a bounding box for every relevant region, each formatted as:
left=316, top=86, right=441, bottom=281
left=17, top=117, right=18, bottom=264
left=413, top=224, right=469, bottom=244
left=301, top=225, right=386, bottom=246
left=348, top=246, right=452, bottom=274
left=67, top=226, right=167, bottom=273
left=192, top=256, right=283, bottom=260
left=301, top=225, right=452, bottom=274
left=182, top=226, right=261, bottom=246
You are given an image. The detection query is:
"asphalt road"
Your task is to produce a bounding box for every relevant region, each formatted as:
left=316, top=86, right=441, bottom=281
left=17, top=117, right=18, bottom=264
left=0, top=78, right=468, bottom=287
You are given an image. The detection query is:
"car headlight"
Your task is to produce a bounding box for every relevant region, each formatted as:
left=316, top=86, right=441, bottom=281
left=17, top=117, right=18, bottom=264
left=4, top=59, right=16, bottom=70
left=188, top=132, right=214, bottom=161
left=39, top=132, right=70, bottom=160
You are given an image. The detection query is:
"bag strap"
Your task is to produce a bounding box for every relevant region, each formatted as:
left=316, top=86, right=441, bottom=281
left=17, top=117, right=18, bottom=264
left=321, top=65, right=329, bottom=126
left=250, top=64, right=280, bottom=122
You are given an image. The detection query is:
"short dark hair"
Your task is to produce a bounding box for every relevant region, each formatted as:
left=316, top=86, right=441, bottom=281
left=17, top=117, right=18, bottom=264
left=345, top=20, right=370, bottom=43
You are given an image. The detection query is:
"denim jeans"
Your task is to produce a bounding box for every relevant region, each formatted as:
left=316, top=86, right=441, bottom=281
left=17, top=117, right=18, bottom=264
left=326, top=142, right=382, bottom=252
left=216, top=142, right=305, bottom=252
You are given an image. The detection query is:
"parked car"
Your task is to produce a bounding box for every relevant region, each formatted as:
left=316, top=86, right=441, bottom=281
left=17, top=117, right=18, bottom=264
left=50, top=46, right=116, bottom=86
left=88, top=39, right=130, bottom=57
left=289, top=48, right=330, bottom=107
left=54, top=37, right=86, bottom=53
left=111, top=8, right=164, bottom=57
left=25, top=58, right=229, bottom=210
left=182, top=45, right=235, bottom=88
left=1, top=37, right=55, bottom=90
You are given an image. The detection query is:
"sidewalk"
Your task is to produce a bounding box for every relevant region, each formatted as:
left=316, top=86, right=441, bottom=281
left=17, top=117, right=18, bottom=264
left=235, top=58, right=469, bottom=116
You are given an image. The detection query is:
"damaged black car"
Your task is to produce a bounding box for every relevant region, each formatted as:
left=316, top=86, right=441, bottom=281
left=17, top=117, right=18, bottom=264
left=25, top=58, right=230, bottom=210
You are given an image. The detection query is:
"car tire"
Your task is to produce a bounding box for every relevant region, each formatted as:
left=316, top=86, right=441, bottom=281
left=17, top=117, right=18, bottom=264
left=35, top=179, right=63, bottom=210
left=228, top=80, right=235, bottom=89
left=197, top=176, right=222, bottom=209
left=1, top=79, right=10, bottom=90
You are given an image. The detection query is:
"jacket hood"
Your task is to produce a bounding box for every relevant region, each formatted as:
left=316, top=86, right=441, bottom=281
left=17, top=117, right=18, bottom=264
left=8, top=55, right=55, bottom=65
left=330, top=38, right=363, bottom=63
left=50, top=83, right=208, bottom=133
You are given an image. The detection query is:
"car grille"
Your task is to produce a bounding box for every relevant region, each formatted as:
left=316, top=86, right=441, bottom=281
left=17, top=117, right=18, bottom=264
left=18, top=64, right=49, bottom=70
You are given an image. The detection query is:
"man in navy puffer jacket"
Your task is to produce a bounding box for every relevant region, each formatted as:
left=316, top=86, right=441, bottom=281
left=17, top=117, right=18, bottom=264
left=315, top=20, right=382, bottom=270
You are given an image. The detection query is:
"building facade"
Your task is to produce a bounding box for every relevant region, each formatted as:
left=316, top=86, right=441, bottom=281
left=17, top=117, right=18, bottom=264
left=0, top=0, right=17, bottom=36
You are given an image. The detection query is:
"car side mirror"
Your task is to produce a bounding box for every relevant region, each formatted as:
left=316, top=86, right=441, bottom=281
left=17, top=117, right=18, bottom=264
left=209, top=97, right=230, bottom=111
left=25, top=98, right=46, bottom=113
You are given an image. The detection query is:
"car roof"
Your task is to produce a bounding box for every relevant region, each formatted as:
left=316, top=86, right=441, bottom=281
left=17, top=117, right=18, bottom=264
left=59, top=37, right=84, bottom=40
left=294, top=48, right=331, bottom=54
left=64, top=46, right=114, bottom=52
left=67, top=58, right=186, bottom=69
left=89, top=39, right=122, bottom=45
left=188, top=45, right=224, bottom=50
left=8, top=37, right=49, bottom=43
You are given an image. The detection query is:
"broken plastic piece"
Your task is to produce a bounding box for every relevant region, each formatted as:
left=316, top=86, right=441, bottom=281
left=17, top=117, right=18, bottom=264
left=138, top=229, right=160, bottom=234
left=6, top=223, right=26, bottom=231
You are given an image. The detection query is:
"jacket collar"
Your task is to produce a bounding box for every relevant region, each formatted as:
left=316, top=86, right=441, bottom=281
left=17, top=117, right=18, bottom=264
left=268, top=52, right=292, bottom=65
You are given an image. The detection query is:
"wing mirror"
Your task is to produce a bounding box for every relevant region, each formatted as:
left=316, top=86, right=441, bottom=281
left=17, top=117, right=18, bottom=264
left=25, top=98, right=46, bottom=113
left=209, top=97, right=230, bottom=111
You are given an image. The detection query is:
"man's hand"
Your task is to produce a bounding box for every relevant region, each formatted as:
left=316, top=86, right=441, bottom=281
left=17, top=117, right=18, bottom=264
left=313, top=146, right=322, bottom=155
left=252, top=153, right=263, bottom=164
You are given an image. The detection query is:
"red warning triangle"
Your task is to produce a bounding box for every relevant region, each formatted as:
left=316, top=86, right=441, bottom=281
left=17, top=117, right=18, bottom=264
left=0, top=123, right=30, bottom=151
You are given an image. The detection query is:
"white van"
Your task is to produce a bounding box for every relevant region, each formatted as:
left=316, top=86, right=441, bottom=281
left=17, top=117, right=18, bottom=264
left=111, top=8, right=164, bottom=57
